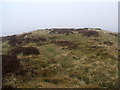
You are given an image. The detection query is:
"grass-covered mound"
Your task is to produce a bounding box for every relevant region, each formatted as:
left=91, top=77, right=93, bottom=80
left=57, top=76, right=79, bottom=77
left=1, top=28, right=118, bottom=88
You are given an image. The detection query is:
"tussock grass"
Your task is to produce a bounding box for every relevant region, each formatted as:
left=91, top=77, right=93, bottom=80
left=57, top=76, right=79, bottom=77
left=2, top=29, right=118, bottom=88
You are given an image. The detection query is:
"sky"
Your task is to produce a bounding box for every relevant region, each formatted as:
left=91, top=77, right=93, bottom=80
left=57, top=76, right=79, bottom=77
left=0, top=1, right=118, bottom=36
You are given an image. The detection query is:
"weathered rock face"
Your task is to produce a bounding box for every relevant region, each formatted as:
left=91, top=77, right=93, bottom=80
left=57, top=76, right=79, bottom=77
left=8, top=46, right=40, bottom=55
left=2, top=54, right=21, bottom=76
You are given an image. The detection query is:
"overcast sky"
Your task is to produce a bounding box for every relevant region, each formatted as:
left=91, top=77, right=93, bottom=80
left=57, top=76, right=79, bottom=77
left=1, top=2, right=118, bottom=36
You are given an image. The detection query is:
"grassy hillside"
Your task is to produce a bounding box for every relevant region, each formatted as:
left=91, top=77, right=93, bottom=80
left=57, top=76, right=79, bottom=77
left=1, top=28, right=119, bottom=88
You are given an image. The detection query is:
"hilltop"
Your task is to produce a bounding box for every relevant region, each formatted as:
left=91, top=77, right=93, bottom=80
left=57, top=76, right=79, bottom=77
left=1, top=28, right=119, bottom=88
